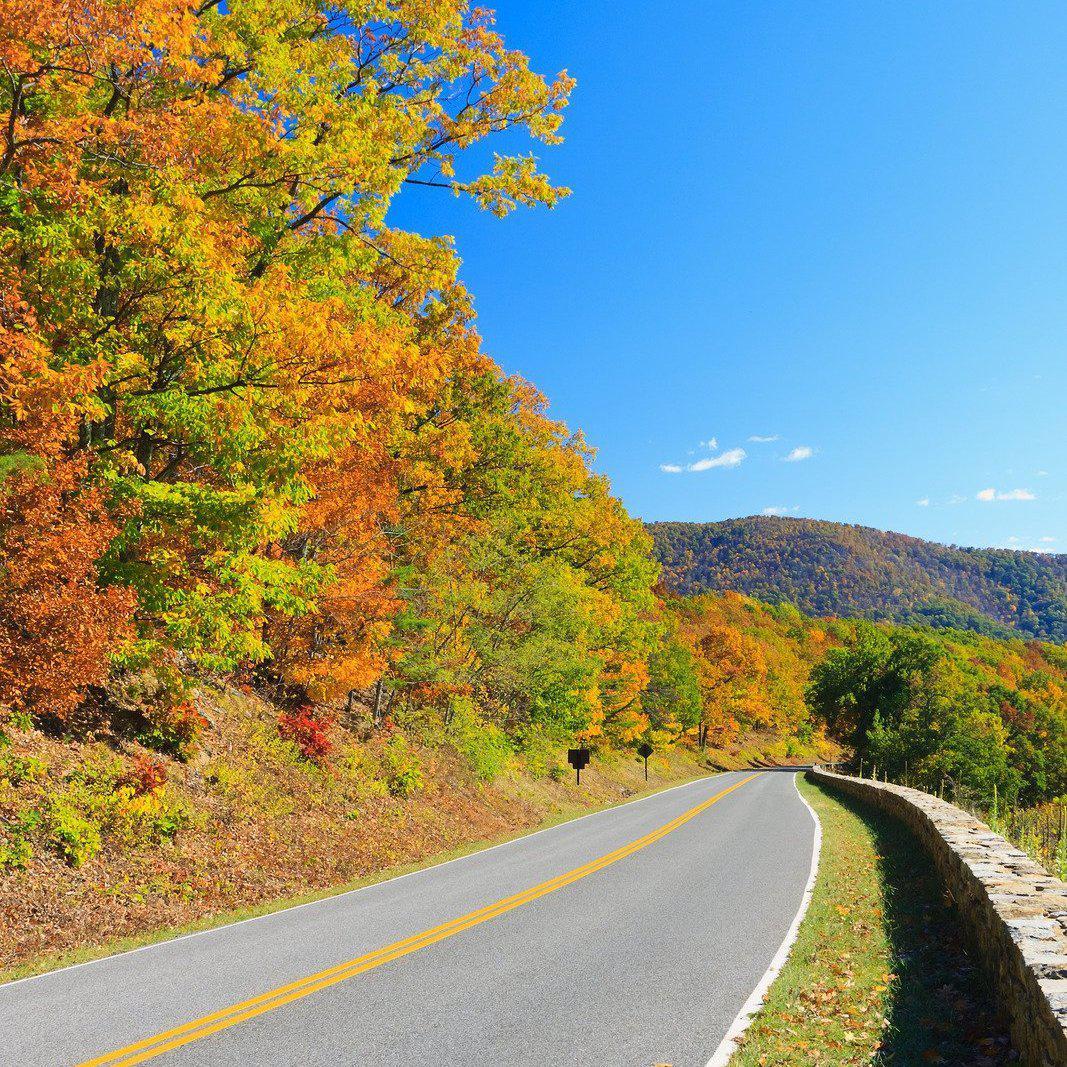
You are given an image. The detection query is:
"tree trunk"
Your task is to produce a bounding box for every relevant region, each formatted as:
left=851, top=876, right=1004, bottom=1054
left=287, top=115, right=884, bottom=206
left=372, top=680, right=391, bottom=728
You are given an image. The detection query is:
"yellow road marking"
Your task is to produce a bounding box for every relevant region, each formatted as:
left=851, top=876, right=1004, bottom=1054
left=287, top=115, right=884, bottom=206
left=78, top=772, right=759, bottom=1066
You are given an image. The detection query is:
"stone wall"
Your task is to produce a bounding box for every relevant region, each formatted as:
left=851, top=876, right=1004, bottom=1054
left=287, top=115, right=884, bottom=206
left=809, top=767, right=1067, bottom=1066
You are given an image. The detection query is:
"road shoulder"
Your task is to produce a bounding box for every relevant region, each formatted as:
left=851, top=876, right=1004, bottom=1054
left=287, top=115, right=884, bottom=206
left=727, top=776, right=1015, bottom=1065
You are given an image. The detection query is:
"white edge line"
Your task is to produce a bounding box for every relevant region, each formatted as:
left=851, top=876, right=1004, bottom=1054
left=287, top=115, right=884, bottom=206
left=704, top=769, right=823, bottom=1067
left=2, top=768, right=742, bottom=991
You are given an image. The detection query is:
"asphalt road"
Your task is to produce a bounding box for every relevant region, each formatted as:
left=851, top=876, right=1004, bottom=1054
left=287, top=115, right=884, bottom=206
left=2, top=768, right=817, bottom=1067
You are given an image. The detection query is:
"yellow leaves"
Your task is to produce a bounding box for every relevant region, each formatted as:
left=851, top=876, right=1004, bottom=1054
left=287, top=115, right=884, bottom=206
left=466, top=154, right=571, bottom=217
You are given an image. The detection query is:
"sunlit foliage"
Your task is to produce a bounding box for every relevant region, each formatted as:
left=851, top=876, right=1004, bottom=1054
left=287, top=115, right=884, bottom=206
left=652, top=517, right=1067, bottom=641
left=808, top=623, right=1067, bottom=806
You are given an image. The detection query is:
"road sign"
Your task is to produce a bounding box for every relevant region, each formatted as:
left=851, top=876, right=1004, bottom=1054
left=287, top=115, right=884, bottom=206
left=637, top=741, right=653, bottom=780
left=567, top=747, right=590, bottom=785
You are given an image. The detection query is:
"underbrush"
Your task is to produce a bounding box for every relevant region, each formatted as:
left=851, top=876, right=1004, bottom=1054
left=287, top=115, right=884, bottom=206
left=0, top=738, right=188, bottom=872
left=987, top=801, right=1067, bottom=880
left=871, top=772, right=1067, bottom=881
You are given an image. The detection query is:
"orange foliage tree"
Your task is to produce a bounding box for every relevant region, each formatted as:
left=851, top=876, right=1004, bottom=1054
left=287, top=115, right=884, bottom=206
left=0, top=287, right=134, bottom=721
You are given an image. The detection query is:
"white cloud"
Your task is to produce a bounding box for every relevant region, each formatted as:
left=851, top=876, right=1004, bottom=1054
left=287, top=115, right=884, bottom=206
left=783, top=445, right=814, bottom=462
left=699, top=437, right=718, bottom=450
left=748, top=434, right=779, bottom=443
left=688, top=448, right=746, bottom=471
left=761, top=505, right=798, bottom=516
left=1040, top=536, right=1056, bottom=543
left=916, top=497, right=930, bottom=507
left=947, top=494, right=967, bottom=505
left=1037, top=470, right=1049, bottom=477
left=978, top=487, right=1036, bottom=502
left=660, top=441, right=747, bottom=473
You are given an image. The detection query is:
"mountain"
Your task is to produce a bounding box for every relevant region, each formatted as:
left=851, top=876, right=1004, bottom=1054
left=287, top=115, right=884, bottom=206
left=649, top=516, right=1067, bottom=642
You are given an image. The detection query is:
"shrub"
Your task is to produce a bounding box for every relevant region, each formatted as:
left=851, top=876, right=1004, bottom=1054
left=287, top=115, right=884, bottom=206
left=382, top=735, right=424, bottom=797
left=119, top=791, right=187, bottom=844
left=28, top=748, right=190, bottom=865
left=103, top=665, right=204, bottom=757
left=278, top=705, right=333, bottom=763
left=138, top=702, right=204, bottom=757
left=0, top=811, right=38, bottom=872
left=47, top=799, right=101, bottom=867
left=122, top=754, right=167, bottom=795
left=0, top=833, right=33, bottom=872
left=0, top=750, right=45, bottom=786
left=446, top=697, right=513, bottom=782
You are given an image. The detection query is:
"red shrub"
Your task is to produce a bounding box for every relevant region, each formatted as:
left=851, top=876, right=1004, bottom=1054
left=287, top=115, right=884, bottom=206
left=123, top=754, right=167, bottom=795
left=278, top=705, right=333, bottom=762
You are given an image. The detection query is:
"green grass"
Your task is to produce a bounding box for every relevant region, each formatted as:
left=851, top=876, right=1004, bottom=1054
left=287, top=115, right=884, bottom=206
left=730, top=776, right=1012, bottom=1065
left=0, top=764, right=715, bottom=986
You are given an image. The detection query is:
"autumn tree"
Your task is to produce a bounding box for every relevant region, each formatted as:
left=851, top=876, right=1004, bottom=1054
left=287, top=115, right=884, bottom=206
left=0, top=0, right=573, bottom=710
left=0, top=287, right=134, bottom=721
left=685, top=624, right=764, bottom=748
left=373, top=370, right=660, bottom=743
left=641, top=613, right=702, bottom=742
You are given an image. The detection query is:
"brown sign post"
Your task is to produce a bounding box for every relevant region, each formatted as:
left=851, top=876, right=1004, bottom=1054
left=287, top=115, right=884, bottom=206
left=567, top=747, right=590, bottom=785
left=637, top=741, right=653, bottom=781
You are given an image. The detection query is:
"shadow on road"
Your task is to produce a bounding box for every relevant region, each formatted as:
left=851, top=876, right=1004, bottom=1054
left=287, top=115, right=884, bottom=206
left=829, top=788, right=1016, bottom=1065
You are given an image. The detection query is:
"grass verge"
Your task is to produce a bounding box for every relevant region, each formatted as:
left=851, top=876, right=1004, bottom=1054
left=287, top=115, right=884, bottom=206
left=730, top=776, right=1013, bottom=1066
left=0, top=763, right=717, bottom=986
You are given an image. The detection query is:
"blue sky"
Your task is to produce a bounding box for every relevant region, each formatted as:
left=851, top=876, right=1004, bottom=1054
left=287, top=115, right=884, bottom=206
left=389, top=0, right=1066, bottom=552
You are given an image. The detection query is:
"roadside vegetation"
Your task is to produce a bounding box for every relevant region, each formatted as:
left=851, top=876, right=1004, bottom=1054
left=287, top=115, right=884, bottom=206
left=867, top=771, right=1067, bottom=883
left=0, top=702, right=740, bottom=978
left=985, top=800, right=1067, bottom=880
left=731, top=777, right=1013, bottom=1066
left=809, top=623, right=1067, bottom=810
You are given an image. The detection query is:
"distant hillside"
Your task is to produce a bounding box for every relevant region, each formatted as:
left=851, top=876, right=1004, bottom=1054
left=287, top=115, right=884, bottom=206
left=649, top=517, right=1067, bottom=642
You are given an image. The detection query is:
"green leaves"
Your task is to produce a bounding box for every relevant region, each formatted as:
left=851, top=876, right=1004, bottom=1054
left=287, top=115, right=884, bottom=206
left=808, top=621, right=1066, bottom=808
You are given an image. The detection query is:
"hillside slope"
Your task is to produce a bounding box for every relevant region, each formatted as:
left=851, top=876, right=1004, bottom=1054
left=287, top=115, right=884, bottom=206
left=650, top=517, right=1067, bottom=641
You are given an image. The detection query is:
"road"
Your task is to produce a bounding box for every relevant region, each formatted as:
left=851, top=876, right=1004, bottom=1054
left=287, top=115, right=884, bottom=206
left=2, top=768, right=817, bottom=1067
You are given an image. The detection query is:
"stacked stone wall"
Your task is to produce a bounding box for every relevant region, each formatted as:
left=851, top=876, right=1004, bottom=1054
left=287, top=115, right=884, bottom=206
left=809, top=767, right=1067, bottom=1066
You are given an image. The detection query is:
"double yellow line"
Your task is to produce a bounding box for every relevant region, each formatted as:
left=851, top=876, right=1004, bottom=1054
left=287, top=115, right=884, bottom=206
left=79, top=772, right=758, bottom=1066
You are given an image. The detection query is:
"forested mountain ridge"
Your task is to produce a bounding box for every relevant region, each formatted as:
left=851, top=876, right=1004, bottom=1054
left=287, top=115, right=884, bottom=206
left=650, top=517, right=1067, bottom=641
